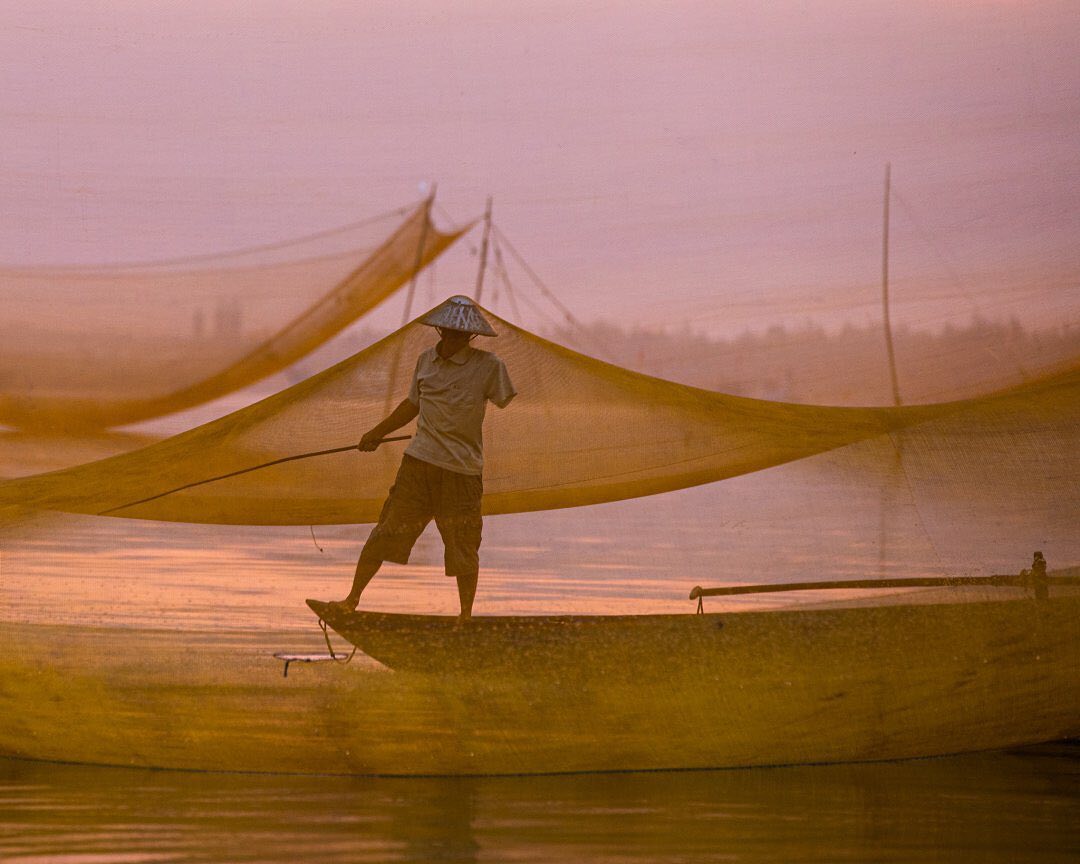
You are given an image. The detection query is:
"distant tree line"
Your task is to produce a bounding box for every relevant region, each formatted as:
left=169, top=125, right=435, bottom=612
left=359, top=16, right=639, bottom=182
left=546, top=316, right=1079, bottom=405
left=281, top=315, right=1077, bottom=405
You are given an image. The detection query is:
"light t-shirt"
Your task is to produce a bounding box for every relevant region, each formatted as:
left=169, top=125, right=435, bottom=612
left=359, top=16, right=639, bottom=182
left=405, top=345, right=516, bottom=475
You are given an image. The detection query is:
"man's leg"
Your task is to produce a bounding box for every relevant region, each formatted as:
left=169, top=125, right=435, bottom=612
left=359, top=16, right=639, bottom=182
left=455, top=571, right=478, bottom=619
left=338, top=556, right=382, bottom=610
left=434, top=469, right=483, bottom=619
left=336, top=455, right=431, bottom=610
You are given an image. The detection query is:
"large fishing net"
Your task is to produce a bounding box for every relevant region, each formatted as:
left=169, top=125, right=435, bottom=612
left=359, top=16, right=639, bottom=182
left=0, top=285, right=1077, bottom=775
left=0, top=201, right=464, bottom=431
left=0, top=301, right=1075, bottom=583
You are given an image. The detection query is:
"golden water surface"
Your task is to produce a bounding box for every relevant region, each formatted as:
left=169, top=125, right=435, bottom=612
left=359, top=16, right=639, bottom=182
left=1, top=744, right=1077, bottom=863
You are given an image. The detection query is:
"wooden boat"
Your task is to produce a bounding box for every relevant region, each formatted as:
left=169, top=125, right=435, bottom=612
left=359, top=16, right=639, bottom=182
left=305, top=582, right=1080, bottom=769
left=0, top=580, right=1075, bottom=776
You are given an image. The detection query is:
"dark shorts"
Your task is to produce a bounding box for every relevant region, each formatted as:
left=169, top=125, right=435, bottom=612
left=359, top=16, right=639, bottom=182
left=360, top=454, right=483, bottom=578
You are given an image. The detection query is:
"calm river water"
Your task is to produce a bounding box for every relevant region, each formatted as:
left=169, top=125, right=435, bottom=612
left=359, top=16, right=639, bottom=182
left=1, top=438, right=1077, bottom=861
left=1, top=744, right=1078, bottom=863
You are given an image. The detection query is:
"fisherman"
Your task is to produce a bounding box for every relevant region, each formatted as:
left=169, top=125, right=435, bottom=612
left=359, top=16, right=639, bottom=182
left=332, top=296, right=515, bottom=619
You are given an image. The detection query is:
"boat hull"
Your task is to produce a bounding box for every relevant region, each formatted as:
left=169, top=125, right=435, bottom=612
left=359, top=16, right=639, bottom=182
left=305, top=596, right=1080, bottom=770
left=1, top=596, right=1076, bottom=776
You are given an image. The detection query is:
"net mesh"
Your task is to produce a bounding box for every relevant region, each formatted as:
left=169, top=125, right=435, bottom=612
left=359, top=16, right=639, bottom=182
left=0, top=301, right=1075, bottom=583
left=0, top=201, right=465, bottom=431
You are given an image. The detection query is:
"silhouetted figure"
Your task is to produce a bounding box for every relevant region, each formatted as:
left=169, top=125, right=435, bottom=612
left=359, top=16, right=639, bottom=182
left=333, top=296, right=515, bottom=619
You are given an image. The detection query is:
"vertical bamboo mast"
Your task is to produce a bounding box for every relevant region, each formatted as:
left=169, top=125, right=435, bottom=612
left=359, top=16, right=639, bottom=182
left=879, top=163, right=903, bottom=577
left=385, top=187, right=436, bottom=414
left=474, top=197, right=493, bottom=305
left=400, top=185, right=437, bottom=327
left=881, top=163, right=902, bottom=406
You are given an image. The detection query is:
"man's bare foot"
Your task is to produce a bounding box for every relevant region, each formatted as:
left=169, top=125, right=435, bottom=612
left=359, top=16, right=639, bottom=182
left=328, top=598, right=359, bottom=613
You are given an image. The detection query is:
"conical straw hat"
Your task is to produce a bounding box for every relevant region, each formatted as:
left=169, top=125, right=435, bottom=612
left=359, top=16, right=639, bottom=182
left=420, top=295, right=497, bottom=336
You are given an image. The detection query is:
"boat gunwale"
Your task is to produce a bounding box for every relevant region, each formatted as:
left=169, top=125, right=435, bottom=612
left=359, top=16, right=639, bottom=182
left=306, top=593, right=1078, bottom=630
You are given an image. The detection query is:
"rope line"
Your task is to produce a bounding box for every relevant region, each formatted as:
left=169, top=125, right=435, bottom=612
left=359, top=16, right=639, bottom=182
left=492, top=238, right=523, bottom=322
left=490, top=222, right=627, bottom=360
left=319, top=619, right=358, bottom=664
left=490, top=224, right=583, bottom=328
left=0, top=203, right=415, bottom=273
left=98, top=436, right=411, bottom=516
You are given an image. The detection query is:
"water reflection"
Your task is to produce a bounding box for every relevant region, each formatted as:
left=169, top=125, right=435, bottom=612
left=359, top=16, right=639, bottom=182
left=1, top=744, right=1076, bottom=863
left=0, top=450, right=1041, bottom=632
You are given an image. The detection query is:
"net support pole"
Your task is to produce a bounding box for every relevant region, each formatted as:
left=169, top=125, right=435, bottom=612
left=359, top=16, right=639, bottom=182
left=400, top=186, right=437, bottom=327
left=474, top=196, right=493, bottom=304
left=384, top=187, right=437, bottom=415
left=881, top=162, right=902, bottom=406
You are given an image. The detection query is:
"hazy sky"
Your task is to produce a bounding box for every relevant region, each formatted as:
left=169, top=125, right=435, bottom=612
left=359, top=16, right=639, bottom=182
left=3, top=1, right=1079, bottom=336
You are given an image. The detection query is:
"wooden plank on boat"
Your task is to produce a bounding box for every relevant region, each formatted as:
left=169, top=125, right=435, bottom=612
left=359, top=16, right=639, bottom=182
left=689, top=574, right=1080, bottom=599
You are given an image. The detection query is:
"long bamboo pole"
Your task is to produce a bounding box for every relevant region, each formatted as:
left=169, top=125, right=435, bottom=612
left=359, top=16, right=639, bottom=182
left=99, top=436, right=412, bottom=515
left=882, top=162, right=903, bottom=406
left=400, top=186, right=437, bottom=327
left=689, top=573, right=1078, bottom=600
left=474, top=196, right=493, bottom=304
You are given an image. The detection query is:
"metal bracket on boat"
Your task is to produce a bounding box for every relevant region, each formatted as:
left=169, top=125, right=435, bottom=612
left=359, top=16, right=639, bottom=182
left=273, top=619, right=357, bottom=677
left=273, top=652, right=349, bottom=678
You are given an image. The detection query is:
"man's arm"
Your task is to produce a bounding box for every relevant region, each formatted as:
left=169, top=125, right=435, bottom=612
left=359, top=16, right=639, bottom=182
left=358, top=397, right=419, bottom=451
left=486, top=357, right=516, bottom=408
